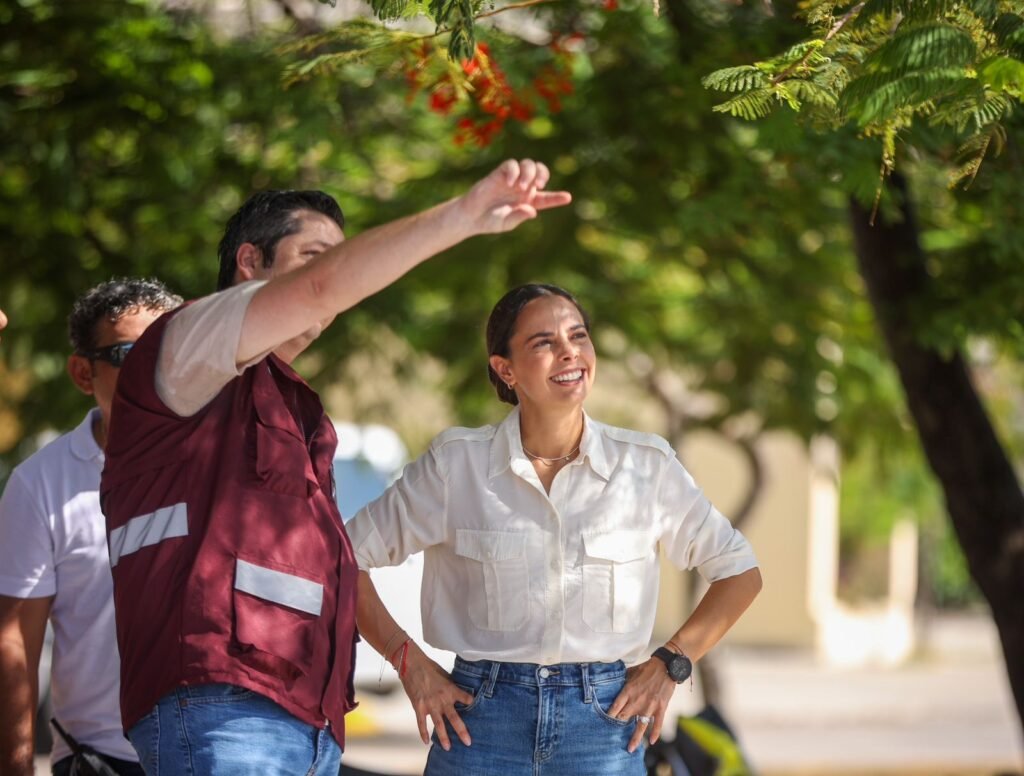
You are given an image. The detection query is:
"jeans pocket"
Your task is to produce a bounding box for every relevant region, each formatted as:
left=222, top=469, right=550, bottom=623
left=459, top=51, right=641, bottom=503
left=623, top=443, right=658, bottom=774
left=452, top=682, right=484, bottom=714
left=450, top=667, right=487, bottom=714
left=589, top=679, right=633, bottom=728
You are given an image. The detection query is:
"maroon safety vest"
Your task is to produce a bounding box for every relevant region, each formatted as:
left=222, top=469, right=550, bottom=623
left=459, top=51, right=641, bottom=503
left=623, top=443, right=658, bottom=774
left=101, top=308, right=358, bottom=746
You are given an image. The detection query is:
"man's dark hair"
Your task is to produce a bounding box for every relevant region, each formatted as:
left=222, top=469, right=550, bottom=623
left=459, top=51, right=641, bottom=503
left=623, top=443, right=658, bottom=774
left=68, top=278, right=183, bottom=354
left=216, top=190, right=345, bottom=291
left=485, top=284, right=591, bottom=406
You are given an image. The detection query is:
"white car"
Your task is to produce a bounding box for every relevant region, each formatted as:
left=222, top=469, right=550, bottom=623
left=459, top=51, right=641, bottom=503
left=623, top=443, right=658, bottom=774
left=332, top=423, right=453, bottom=692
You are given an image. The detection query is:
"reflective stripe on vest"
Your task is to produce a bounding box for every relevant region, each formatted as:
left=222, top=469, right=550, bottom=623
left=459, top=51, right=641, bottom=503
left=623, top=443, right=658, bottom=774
left=109, top=502, right=189, bottom=567
left=234, top=558, right=323, bottom=616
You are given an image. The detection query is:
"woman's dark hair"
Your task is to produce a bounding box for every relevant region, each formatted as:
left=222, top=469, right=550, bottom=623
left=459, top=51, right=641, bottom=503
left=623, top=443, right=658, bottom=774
left=486, top=284, right=591, bottom=406
left=68, top=278, right=183, bottom=353
left=216, top=190, right=345, bottom=291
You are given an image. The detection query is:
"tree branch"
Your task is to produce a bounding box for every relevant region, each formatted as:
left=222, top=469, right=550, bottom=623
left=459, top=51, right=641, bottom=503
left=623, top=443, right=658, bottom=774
left=772, top=1, right=864, bottom=84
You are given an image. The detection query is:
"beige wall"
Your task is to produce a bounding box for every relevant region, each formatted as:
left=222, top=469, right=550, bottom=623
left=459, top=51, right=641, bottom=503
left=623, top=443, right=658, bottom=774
left=653, top=430, right=831, bottom=648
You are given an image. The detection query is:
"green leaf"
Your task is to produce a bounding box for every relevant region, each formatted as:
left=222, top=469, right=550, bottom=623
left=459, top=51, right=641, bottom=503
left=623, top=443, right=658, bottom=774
left=368, top=0, right=410, bottom=22
left=840, top=67, right=971, bottom=124
left=711, top=89, right=775, bottom=120
left=702, top=65, right=769, bottom=93
left=993, top=13, right=1024, bottom=58
left=783, top=78, right=840, bottom=108
left=979, top=56, right=1024, bottom=97
left=948, top=124, right=1005, bottom=188
left=852, top=0, right=957, bottom=27
left=864, top=23, right=977, bottom=76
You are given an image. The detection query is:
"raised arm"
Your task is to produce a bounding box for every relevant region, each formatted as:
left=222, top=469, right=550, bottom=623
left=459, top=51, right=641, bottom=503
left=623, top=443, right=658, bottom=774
left=237, top=159, right=570, bottom=365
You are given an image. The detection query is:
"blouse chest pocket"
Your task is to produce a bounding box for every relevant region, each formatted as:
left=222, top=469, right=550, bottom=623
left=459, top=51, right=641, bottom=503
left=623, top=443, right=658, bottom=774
left=580, top=530, right=652, bottom=634
left=455, top=530, right=529, bottom=632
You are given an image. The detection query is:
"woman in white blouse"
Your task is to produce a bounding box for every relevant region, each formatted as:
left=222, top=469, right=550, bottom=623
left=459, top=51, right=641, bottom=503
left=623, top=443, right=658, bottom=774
left=347, top=284, right=762, bottom=775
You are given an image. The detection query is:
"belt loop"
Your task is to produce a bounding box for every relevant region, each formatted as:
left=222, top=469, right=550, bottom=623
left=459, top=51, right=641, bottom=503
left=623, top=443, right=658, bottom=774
left=581, top=663, right=593, bottom=703
left=483, top=660, right=500, bottom=698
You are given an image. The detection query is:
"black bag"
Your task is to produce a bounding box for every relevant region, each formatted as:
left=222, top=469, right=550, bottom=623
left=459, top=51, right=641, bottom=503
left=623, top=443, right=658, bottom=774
left=645, top=705, right=754, bottom=776
left=50, top=719, right=120, bottom=776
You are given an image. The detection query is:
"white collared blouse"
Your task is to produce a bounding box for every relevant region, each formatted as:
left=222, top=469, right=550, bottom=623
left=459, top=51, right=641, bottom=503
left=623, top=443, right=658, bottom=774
left=345, top=408, right=758, bottom=666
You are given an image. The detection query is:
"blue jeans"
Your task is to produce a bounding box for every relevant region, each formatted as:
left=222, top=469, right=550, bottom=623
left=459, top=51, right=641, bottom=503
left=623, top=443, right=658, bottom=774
left=425, top=657, right=646, bottom=776
left=126, top=683, right=341, bottom=776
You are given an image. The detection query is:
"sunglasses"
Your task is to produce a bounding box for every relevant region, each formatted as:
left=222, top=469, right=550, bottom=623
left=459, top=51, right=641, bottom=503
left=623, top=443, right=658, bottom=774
left=79, top=342, right=135, bottom=368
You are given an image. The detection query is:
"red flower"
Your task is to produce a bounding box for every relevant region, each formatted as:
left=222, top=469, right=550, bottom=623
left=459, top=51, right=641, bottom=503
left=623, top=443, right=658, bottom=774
left=429, top=83, right=458, bottom=115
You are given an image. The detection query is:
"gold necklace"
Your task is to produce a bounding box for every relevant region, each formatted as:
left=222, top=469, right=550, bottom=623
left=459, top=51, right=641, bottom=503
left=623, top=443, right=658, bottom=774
left=522, top=442, right=580, bottom=466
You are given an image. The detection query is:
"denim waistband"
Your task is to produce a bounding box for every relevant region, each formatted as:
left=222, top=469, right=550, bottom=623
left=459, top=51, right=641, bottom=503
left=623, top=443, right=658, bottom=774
left=453, top=656, right=626, bottom=688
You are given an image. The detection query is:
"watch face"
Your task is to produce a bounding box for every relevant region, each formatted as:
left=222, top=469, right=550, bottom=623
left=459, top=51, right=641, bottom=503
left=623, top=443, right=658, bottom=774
left=669, top=655, right=693, bottom=683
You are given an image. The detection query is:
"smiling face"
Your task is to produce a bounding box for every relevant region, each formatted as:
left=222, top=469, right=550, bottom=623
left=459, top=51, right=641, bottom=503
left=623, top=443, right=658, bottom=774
left=489, top=295, right=596, bottom=414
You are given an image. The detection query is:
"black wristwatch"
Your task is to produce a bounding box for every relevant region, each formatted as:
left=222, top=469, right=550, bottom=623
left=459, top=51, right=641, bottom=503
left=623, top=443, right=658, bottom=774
left=652, top=646, right=693, bottom=684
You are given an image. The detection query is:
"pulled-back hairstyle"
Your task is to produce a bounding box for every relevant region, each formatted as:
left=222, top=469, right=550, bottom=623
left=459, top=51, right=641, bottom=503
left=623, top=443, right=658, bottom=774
left=68, top=278, right=183, bottom=353
left=485, top=284, right=591, bottom=406
left=216, top=190, right=345, bottom=291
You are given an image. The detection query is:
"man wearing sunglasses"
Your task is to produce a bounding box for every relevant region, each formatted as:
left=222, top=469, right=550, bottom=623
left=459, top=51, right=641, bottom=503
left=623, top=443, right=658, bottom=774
left=0, top=278, right=181, bottom=776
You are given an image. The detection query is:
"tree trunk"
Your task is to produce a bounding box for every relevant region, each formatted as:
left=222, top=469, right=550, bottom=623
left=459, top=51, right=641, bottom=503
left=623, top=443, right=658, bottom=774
left=849, top=174, right=1024, bottom=737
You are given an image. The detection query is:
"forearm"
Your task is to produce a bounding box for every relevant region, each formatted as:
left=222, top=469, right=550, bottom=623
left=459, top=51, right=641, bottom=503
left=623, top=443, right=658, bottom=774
left=668, top=567, right=762, bottom=660
left=0, top=641, right=39, bottom=776
left=355, top=570, right=411, bottom=659
left=239, top=197, right=467, bottom=364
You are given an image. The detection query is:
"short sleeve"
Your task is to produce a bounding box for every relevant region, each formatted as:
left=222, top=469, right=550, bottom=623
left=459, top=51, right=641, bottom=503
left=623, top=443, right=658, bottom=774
left=657, top=456, right=759, bottom=583
left=156, top=280, right=269, bottom=417
left=345, top=445, right=448, bottom=571
left=0, top=470, right=57, bottom=598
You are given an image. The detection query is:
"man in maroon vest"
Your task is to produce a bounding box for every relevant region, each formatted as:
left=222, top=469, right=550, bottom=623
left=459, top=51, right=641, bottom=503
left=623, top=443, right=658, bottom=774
left=101, top=159, right=570, bottom=774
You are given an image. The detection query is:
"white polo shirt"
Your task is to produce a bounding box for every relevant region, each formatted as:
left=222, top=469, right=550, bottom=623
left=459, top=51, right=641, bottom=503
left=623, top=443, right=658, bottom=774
left=0, top=409, right=137, bottom=765
left=346, top=407, right=758, bottom=666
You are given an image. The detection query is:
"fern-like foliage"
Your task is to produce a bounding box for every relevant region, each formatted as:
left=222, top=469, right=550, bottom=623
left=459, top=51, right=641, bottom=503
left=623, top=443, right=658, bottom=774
left=712, top=89, right=776, bottom=120
left=280, top=19, right=420, bottom=83
left=367, top=0, right=409, bottom=21
left=864, top=22, right=977, bottom=75
left=701, top=65, right=769, bottom=93
left=841, top=67, right=971, bottom=123
left=314, top=0, right=481, bottom=60
left=704, top=0, right=1024, bottom=187
left=994, top=12, right=1024, bottom=58
left=851, top=0, right=958, bottom=28
left=949, top=123, right=1007, bottom=187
